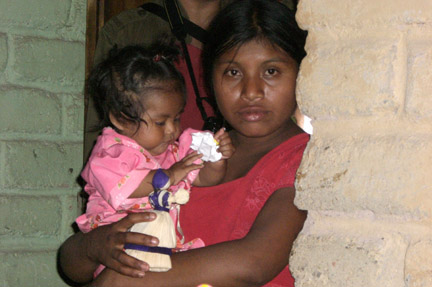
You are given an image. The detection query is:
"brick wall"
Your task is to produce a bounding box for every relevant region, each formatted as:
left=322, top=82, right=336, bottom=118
left=0, top=0, right=86, bottom=286
left=1, top=0, right=431, bottom=286
left=291, top=0, right=432, bottom=286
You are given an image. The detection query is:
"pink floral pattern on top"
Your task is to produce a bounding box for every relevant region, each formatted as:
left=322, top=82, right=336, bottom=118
left=76, top=127, right=201, bottom=233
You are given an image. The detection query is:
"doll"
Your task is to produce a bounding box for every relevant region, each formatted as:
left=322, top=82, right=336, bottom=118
left=124, top=131, right=222, bottom=271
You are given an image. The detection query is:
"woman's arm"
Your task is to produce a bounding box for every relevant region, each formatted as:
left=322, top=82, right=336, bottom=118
left=90, top=186, right=307, bottom=287
left=193, top=160, right=226, bottom=186
left=59, top=212, right=159, bottom=284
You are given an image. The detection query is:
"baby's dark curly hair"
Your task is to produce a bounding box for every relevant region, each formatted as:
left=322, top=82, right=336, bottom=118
left=88, top=37, right=186, bottom=131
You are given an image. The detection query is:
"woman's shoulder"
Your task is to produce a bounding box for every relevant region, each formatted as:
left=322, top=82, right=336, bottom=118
left=267, top=132, right=309, bottom=161
left=249, top=133, right=309, bottom=186
left=282, top=132, right=309, bottom=147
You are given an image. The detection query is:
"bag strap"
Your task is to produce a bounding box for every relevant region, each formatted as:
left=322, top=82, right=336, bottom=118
left=141, top=0, right=210, bottom=122
left=140, top=2, right=208, bottom=46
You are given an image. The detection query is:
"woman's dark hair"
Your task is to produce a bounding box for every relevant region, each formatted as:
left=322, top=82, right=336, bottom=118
left=202, top=0, right=307, bottom=96
left=88, top=37, right=186, bottom=130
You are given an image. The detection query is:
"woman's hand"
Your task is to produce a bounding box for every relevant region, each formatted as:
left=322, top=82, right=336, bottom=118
left=87, top=212, right=160, bottom=277
left=59, top=212, right=159, bottom=283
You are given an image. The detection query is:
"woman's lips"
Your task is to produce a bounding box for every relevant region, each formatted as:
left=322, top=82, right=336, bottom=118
left=237, top=107, right=268, bottom=122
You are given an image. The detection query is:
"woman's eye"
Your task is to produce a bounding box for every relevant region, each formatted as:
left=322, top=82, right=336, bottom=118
left=155, top=121, right=165, bottom=126
left=174, top=117, right=181, bottom=122
left=225, top=68, right=239, bottom=77
left=266, top=68, right=278, bottom=75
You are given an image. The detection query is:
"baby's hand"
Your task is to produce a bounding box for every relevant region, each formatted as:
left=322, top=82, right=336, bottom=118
left=166, top=152, right=203, bottom=185
left=214, top=128, right=235, bottom=160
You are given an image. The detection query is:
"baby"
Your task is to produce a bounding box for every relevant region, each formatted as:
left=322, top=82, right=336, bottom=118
left=76, top=39, right=234, bottom=274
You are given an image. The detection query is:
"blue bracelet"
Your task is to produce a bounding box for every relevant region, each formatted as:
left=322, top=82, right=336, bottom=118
left=152, top=168, right=170, bottom=190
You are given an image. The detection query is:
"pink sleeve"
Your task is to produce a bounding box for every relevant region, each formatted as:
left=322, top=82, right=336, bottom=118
left=177, top=128, right=198, bottom=157
left=176, top=128, right=203, bottom=187
left=83, top=145, right=156, bottom=209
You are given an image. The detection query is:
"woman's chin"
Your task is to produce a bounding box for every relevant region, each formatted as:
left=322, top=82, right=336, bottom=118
left=235, top=125, right=271, bottom=138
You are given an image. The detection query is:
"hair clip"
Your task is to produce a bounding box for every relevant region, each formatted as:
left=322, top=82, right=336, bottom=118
left=153, top=54, right=163, bottom=62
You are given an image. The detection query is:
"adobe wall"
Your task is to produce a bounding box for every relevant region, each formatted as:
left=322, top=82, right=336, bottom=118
left=291, top=1, right=432, bottom=286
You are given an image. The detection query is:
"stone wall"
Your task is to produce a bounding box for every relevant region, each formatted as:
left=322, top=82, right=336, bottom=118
left=0, top=0, right=86, bottom=286
left=291, top=0, right=432, bottom=286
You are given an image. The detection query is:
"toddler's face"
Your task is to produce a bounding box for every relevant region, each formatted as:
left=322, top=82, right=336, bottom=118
left=123, top=90, right=185, bottom=155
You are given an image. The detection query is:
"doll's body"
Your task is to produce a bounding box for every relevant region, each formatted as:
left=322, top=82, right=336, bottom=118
left=125, top=169, right=190, bottom=272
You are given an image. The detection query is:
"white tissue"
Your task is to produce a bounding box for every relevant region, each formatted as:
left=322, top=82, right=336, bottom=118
left=190, top=132, right=222, bottom=162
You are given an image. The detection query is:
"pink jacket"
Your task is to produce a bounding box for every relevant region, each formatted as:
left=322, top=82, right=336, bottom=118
left=76, top=127, right=200, bottom=232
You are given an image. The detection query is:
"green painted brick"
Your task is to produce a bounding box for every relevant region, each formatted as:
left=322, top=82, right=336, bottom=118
left=0, top=87, right=61, bottom=134
left=0, top=0, right=70, bottom=30
left=64, top=93, right=84, bottom=137
left=11, top=36, right=85, bottom=91
left=58, top=0, right=87, bottom=40
left=4, top=141, right=82, bottom=189
left=0, top=33, right=6, bottom=72
left=0, top=195, right=61, bottom=238
left=0, top=0, right=85, bottom=285
left=62, top=194, right=82, bottom=230
left=0, top=251, right=69, bottom=287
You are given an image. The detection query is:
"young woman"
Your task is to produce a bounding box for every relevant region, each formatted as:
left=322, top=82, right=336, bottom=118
left=59, top=0, right=308, bottom=285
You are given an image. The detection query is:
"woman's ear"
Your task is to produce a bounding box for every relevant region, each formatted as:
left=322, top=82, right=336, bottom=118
left=109, top=112, right=126, bottom=132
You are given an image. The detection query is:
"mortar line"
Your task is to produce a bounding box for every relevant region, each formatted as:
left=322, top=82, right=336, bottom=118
left=61, top=94, right=67, bottom=138
left=399, top=31, right=408, bottom=116
left=0, top=141, right=5, bottom=188
left=4, top=32, right=13, bottom=83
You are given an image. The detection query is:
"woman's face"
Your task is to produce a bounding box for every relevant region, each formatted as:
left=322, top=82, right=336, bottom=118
left=213, top=39, right=299, bottom=138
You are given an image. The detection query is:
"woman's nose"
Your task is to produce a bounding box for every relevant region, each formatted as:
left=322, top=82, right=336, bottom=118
left=240, top=76, right=264, bottom=102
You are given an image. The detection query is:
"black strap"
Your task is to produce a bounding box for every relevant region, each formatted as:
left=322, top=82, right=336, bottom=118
left=140, top=2, right=207, bottom=44
left=140, top=0, right=224, bottom=128
left=141, top=0, right=209, bottom=122
left=165, top=0, right=209, bottom=121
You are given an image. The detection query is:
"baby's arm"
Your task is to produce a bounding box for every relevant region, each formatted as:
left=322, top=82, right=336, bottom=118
left=193, top=128, right=235, bottom=187
left=129, top=153, right=204, bottom=198
left=128, top=169, right=161, bottom=198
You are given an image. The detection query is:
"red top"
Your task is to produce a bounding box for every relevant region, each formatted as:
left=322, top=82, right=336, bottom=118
left=181, top=133, right=309, bottom=286
left=176, top=44, right=214, bottom=131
